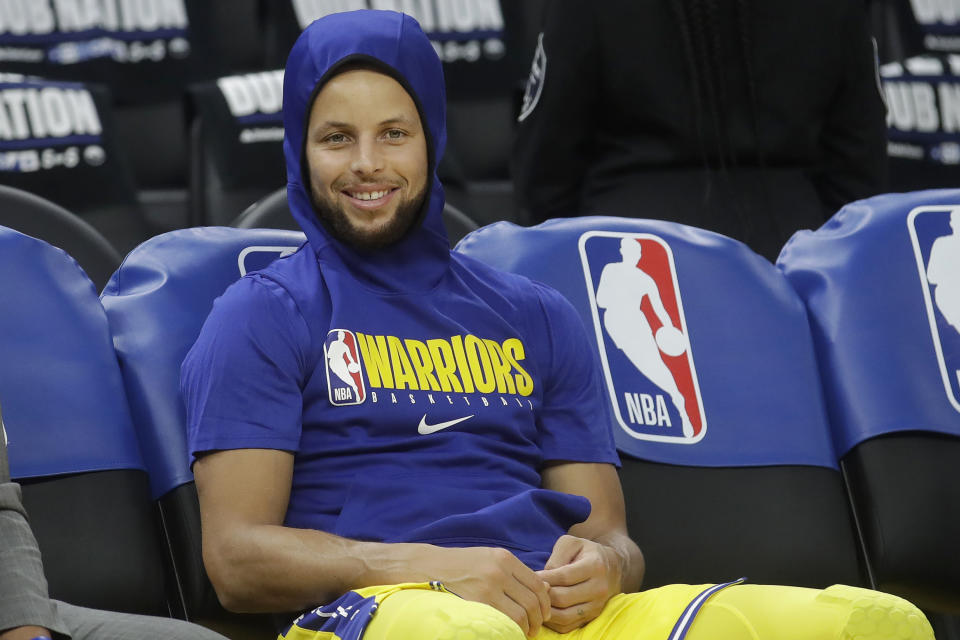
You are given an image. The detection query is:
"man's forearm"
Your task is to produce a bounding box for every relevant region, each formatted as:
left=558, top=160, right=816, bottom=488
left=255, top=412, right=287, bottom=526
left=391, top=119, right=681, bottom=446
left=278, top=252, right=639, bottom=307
left=206, top=523, right=444, bottom=613
left=0, top=490, right=68, bottom=637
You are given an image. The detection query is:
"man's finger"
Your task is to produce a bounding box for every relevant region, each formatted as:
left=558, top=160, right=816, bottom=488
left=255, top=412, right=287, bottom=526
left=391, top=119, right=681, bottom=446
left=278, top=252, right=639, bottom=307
left=502, top=567, right=548, bottom=636
left=546, top=601, right=601, bottom=633
left=501, top=585, right=540, bottom=637
left=542, top=535, right=583, bottom=571
left=509, top=567, right=551, bottom=623
left=544, top=578, right=605, bottom=609
left=538, top=555, right=594, bottom=587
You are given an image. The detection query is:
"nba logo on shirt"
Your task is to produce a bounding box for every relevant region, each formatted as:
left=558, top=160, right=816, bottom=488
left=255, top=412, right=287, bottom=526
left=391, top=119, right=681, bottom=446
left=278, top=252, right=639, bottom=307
left=324, top=329, right=366, bottom=406
left=579, top=232, right=706, bottom=443
left=907, top=206, right=960, bottom=413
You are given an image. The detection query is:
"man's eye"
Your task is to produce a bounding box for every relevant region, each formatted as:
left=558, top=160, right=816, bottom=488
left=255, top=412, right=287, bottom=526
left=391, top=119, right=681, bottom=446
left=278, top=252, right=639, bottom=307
left=324, top=133, right=348, bottom=144
left=385, top=129, right=406, bottom=140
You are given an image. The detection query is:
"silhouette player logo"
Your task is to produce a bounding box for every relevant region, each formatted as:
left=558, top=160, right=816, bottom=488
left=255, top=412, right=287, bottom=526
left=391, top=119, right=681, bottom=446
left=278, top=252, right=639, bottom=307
left=908, top=206, right=960, bottom=413
left=580, top=232, right=706, bottom=443
left=325, top=329, right=366, bottom=406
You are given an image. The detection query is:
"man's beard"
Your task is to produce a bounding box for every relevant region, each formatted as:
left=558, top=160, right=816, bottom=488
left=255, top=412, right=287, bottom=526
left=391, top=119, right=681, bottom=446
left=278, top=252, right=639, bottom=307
left=310, top=183, right=428, bottom=251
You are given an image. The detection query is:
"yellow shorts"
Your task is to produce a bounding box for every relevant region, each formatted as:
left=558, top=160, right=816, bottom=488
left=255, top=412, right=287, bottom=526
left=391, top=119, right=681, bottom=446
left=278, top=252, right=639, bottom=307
left=279, top=581, right=934, bottom=640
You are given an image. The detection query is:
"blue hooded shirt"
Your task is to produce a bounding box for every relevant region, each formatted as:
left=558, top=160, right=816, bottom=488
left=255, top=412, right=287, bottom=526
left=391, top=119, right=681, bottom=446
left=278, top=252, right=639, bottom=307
left=182, top=10, right=618, bottom=571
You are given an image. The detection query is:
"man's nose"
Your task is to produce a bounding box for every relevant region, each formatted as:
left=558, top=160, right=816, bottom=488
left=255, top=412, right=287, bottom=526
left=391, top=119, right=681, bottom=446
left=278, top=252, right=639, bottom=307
left=350, top=137, right=384, bottom=176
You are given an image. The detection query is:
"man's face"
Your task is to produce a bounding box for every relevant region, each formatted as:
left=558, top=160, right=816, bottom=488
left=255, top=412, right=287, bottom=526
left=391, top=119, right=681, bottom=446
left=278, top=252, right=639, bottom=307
left=305, top=69, right=429, bottom=250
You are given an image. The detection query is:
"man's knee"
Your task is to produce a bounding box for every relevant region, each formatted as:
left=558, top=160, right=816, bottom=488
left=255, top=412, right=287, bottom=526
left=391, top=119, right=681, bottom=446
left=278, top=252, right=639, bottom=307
left=689, top=584, right=935, bottom=640
left=817, top=585, right=934, bottom=640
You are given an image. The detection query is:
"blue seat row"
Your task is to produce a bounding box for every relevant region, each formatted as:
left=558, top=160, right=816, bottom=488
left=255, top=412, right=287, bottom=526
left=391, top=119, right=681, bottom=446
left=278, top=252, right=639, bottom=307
left=1, top=189, right=957, bottom=634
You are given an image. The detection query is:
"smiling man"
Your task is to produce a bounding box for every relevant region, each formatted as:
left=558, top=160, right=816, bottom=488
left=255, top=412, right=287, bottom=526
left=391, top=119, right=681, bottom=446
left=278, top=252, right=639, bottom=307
left=303, top=66, right=429, bottom=249
left=181, top=10, right=934, bottom=640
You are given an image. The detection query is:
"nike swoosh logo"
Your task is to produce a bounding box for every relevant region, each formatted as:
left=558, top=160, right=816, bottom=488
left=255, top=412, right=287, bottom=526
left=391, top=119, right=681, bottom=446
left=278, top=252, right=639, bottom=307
left=417, top=414, right=474, bottom=435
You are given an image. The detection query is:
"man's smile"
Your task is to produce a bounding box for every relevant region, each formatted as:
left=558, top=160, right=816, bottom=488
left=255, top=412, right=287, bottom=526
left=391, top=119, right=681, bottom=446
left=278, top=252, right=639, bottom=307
left=341, top=185, right=400, bottom=210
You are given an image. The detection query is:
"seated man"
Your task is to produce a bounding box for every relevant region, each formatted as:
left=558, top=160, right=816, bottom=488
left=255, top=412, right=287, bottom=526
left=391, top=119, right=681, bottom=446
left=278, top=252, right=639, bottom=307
left=0, top=410, right=227, bottom=640
left=181, top=10, right=934, bottom=640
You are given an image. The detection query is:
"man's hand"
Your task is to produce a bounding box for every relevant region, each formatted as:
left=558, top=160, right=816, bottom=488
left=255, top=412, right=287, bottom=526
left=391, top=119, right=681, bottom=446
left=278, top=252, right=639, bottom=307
left=425, top=546, right=551, bottom=637
left=0, top=626, right=52, bottom=640
left=535, top=535, right=623, bottom=633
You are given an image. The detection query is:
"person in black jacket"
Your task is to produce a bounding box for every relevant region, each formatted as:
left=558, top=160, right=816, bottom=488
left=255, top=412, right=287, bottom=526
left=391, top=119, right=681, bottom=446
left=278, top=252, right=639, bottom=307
left=514, top=0, right=888, bottom=260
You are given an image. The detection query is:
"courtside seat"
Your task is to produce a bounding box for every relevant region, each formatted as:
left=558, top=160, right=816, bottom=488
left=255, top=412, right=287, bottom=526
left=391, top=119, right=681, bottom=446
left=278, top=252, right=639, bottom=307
left=101, top=228, right=305, bottom=634
left=779, top=190, right=960, bottom=613
left=0, top=226, right=166, bottom=614
left=0, top=185, right=121, bottom=291
left=232, top=186, right=479, bottom=247
left=116, top=100, right=197, bottom=234
left=188, top=69, right=286, bottom=227
left=455, top=216, right=866, bottom=589
left=447, top=98, right=521, bottom=226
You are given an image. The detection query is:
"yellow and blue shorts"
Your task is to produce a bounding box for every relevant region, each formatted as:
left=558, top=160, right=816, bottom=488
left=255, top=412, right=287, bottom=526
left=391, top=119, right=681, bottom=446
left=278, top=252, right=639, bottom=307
left=278, top=580, right=934, bottom=640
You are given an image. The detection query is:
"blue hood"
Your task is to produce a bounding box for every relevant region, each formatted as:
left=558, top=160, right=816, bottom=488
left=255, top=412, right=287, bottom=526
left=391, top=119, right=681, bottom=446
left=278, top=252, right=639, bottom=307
left=282, top=10, right=450, bottom=292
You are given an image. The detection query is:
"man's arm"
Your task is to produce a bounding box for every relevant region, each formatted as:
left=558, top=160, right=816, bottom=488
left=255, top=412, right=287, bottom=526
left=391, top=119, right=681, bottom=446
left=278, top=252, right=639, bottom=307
left=0, top=488, right=59, bottom=640
left=0, top=418, right=67, bottom=640
left=537, top=462, right=644, bottom=633
left=194, top=448, right=552, bottom=636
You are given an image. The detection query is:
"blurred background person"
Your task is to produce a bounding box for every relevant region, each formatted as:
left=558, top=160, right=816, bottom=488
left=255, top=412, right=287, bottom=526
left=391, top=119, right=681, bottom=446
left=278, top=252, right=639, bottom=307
left=514, top=0, right=888, bottom=261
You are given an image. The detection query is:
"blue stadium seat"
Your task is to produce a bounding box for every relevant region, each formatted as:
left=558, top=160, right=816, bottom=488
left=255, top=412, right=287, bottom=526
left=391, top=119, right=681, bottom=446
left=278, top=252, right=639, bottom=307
left=188, top=69, right=286, bottom=227
left=455, top=216, right=866, bottom=588
left=779, top=190, right=960, bottom=613
left=0, top=225, right=166, bottom=614
left=0, top=185, right=121, bottom=291
left=100, top=227, right=305, bottom=627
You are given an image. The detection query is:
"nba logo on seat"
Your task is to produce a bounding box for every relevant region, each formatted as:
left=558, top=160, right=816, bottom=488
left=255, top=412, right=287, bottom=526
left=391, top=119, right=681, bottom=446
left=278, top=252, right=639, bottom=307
left=324, top=329, right=366, bottom=406
left=238, top=246, right=299, bottom=276
left=580, top=232, right=706, bottom=443
left=907, top=206, right=960, bottom=413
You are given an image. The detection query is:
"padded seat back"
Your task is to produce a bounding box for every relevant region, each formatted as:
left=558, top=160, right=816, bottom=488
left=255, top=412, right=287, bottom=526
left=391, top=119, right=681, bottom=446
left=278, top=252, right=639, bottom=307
left=101, top=227, right=305, bottom=623
left=779, top=190, right=960, bottom=612
left=456, top=217, right=865, bottom=588
left=0, top=185, right=120, bottom=291
left=0, top=226, right=166, bottom=614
